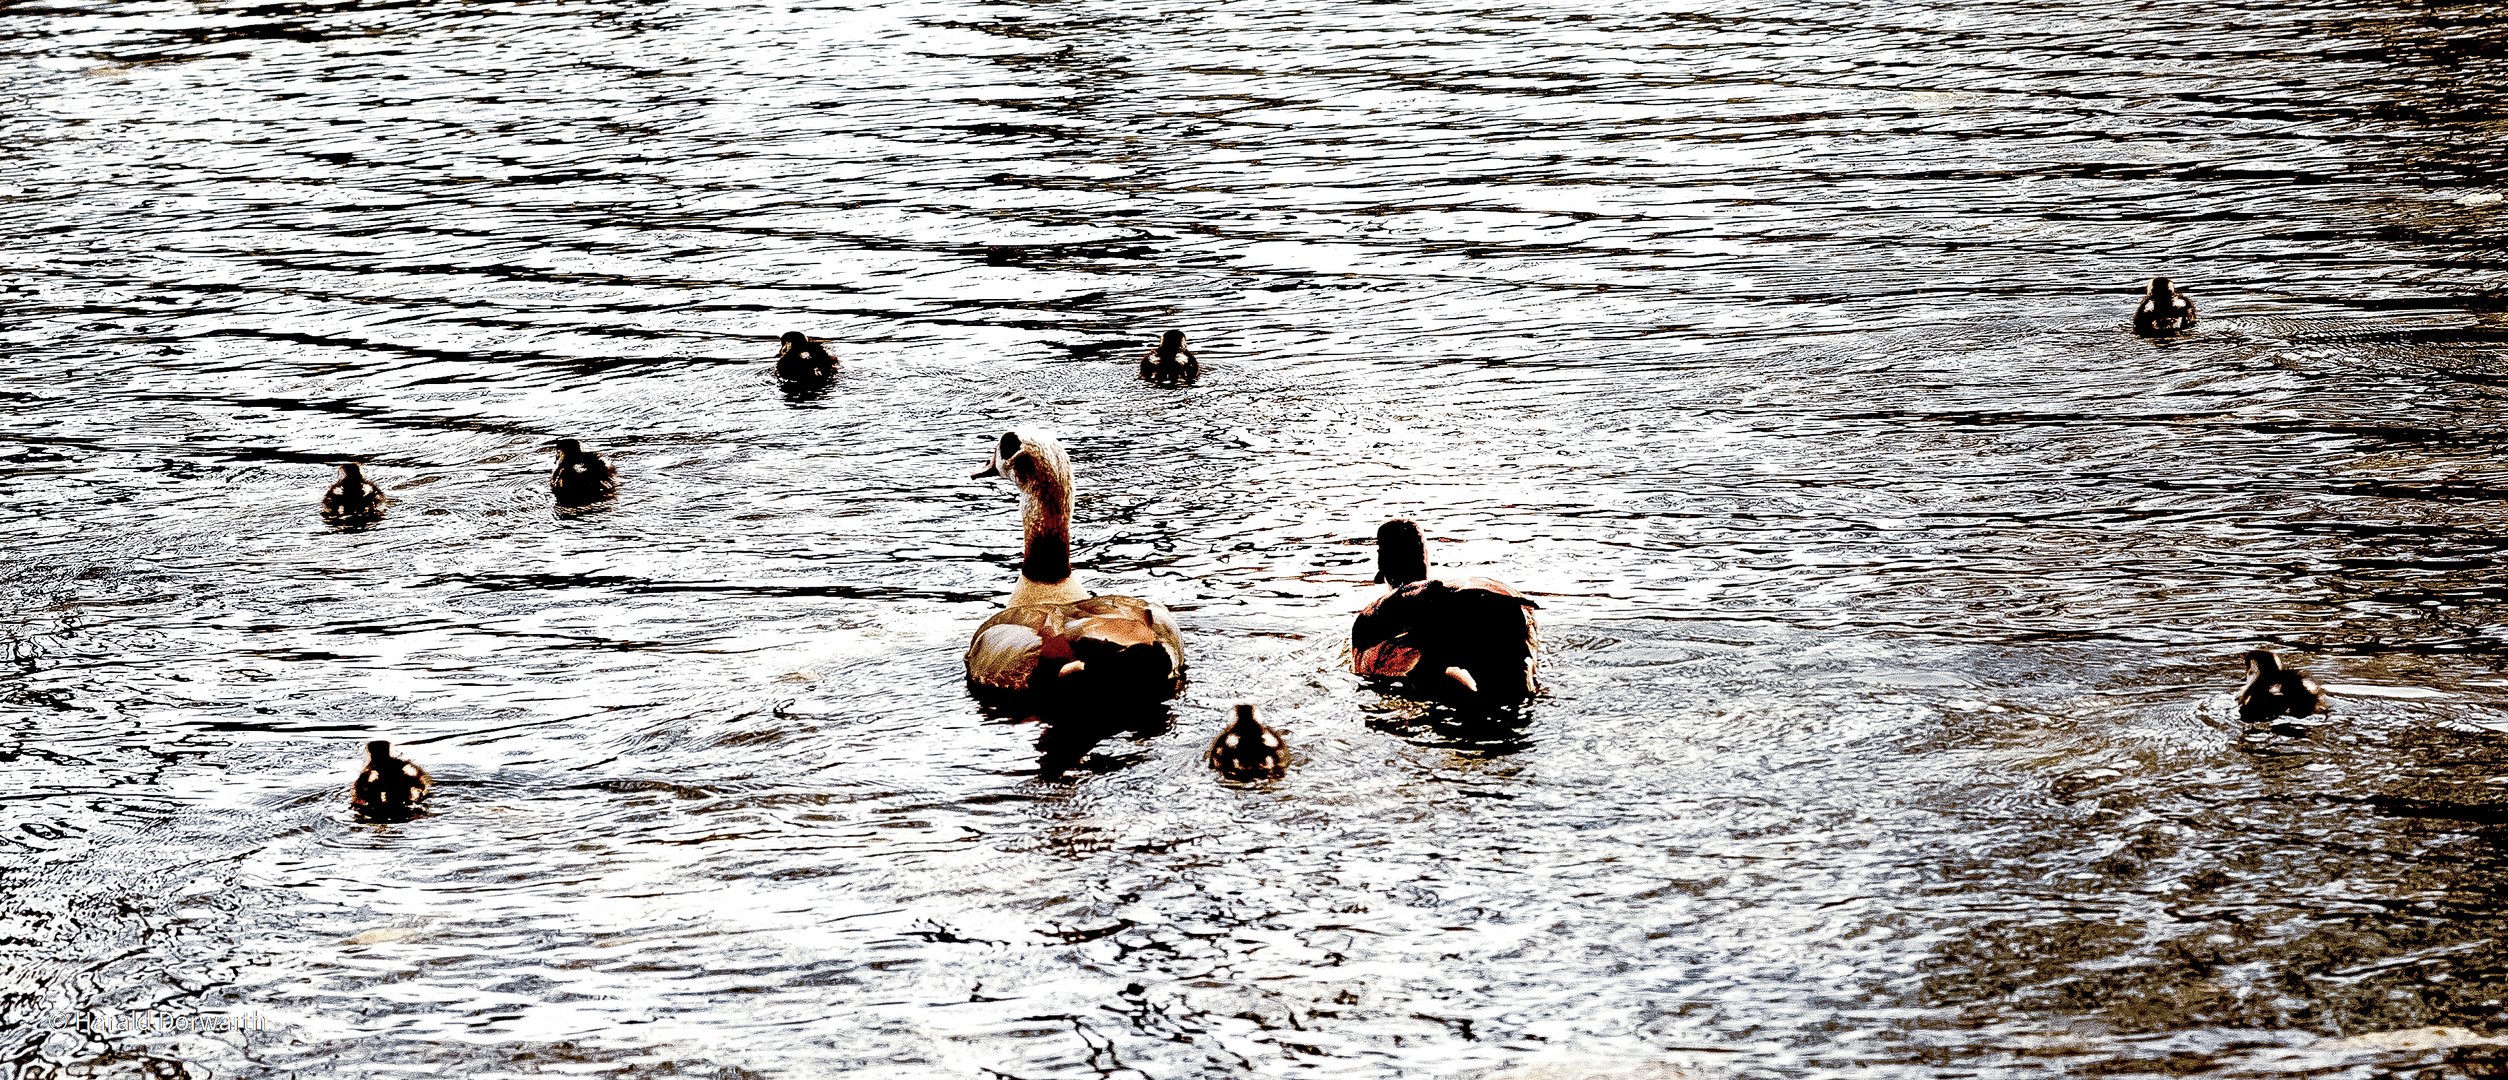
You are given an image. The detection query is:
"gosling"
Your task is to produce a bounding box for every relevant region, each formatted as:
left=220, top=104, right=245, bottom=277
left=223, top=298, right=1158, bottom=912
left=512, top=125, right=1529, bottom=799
left=545, top=438, right=616, bottom=507
left=321, top=462, right=386, bottom=523
left=1206, top=703, right=1285, bottom=781
left=2237, top=648, right=2324, bottom=723
left=2134, top=276, right=2199, bottom=337
left=349, top=739, right=432, bottom=821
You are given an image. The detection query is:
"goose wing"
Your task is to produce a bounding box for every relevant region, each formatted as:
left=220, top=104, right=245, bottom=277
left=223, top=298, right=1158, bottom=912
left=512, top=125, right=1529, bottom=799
left=965, top=605, right=1066, bottom=694
left=1352, top=584, right=1432, bottom=678
left=1353, top=577, right=1540, bottom=693
left=1064, top=595, right=1186, bottom=694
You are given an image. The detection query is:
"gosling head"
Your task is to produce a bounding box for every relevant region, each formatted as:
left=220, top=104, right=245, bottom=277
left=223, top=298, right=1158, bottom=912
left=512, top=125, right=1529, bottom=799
left=544, top=438, right=583, bottom=457
left=971, top=428, right=1073, bottom=494
left=2147, top=276, right=2175, bottom=299
left=364, top=739, right=393, bottom=763
left=777, top=331, right=814, bottom=357
left=336, top=461, right=366, bottom=483
left=2244, top=649, right=2281, bottom=676
left=1374, top=518, right=1429, bottom=586
left=1159, top=329, right=1187, bottom=353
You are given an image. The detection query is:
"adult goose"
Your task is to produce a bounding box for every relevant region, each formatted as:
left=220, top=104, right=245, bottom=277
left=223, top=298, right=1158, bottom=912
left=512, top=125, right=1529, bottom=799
left=2237, top=648, right=2324, bottom=723
left=322, top=462, right=387, bottom=523
left=963, top=429, right=1185, bottom=705
left=1352, top=518, right=1539, bottom=703
left=349, top=739, right=432, bottom=822
left=545, top=438, right=616, bottom=507
left=2134, top=276, right=2199, bottom=337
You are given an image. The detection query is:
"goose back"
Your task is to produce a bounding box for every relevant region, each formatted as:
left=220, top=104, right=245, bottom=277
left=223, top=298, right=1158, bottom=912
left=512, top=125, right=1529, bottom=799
left=966, top=594, right=1185, bottom=702
left=1353, top=575, right=1538, bottom=700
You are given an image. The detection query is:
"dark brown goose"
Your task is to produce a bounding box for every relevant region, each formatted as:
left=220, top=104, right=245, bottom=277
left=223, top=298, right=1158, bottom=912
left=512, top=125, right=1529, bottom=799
left=544, top=438, right=616, bottom=507
left=321, top=462, right=386, bottom=523
left=2237, top=648, right=2324, bottom=722
left=1352, top=519, right=1539, bottom=702
left=2133, top=276, right=2199, bottom=337
left=349, top=739, right=432, bottom=822
left=775, top=331, right=838, bottom=385
left=1207, top=703, right=1286, bottom=781
left=963, top=429, right=1185, bottom=705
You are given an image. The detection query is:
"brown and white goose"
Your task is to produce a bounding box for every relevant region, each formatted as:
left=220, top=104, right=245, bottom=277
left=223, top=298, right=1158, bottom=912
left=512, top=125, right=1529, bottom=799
left=963, top=429, right=1185, bottom=704
left=1352, top=518, right=1539, bottom=703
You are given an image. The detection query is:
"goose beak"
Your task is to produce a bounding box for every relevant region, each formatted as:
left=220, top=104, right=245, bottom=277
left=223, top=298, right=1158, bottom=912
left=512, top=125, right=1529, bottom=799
left=971, top=461, right=1000, bottom=479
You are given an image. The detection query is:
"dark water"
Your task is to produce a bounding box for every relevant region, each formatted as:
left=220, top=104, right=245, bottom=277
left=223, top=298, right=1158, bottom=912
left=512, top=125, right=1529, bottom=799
left=7, top=0, right=2508, bottom=1075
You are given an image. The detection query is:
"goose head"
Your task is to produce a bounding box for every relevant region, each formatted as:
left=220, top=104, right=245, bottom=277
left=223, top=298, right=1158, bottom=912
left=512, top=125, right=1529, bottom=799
left=972, top=429, right=1074, bottom=503
left=974, top=429, right=1077, bottom=588
left=1374, top=518, right=1429, bottom=586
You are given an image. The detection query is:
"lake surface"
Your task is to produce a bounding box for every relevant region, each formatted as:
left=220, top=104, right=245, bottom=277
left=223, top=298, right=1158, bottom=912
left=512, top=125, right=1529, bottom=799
left=6, top=0, right=2508, bottom=1075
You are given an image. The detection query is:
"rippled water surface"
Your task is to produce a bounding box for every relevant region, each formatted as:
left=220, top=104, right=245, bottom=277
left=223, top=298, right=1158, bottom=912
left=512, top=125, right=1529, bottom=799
left=8, top=0, right=2508, bottom=1075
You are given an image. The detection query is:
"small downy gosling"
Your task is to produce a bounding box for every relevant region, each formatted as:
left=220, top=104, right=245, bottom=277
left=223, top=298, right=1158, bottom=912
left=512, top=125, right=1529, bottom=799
left=1139, top=329, right=1199, bottom=382
left=349, top=739, right=432, bottom=821
left=1206, top=703, right=1285, bottom=781
left=2237, top=648, right=2325, bottom=723
left=321, top=462, right=386, bottom=523
left=775, top=331, right=838, bottom=385
left=545, top=438, right=617, bottom=507
left=2134, top=276, right=2199, bottom=337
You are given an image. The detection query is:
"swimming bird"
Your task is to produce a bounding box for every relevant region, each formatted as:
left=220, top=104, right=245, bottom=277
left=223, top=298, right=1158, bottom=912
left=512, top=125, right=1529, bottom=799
left=544, top=438, right=616, bottom=506
left=1207, top=703, right=1286, bottom=781
left=1139, top=329, right=1199, bottom=383
left=1352, top=519, right=1539, bottom=703
left=349, top=739, right=432, bottom=821
left=321, top=462, right=386, bottom=523
left=2134, top=276, right=2199, bottom=337
left=775, top=331, right=838, bottom=386
left=2237, top=648, right=2324, bottom=722
left=963, top=429, right=1185, bottom=706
